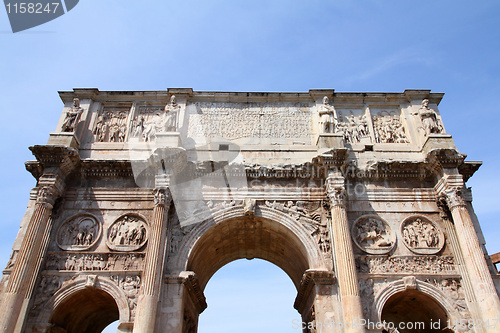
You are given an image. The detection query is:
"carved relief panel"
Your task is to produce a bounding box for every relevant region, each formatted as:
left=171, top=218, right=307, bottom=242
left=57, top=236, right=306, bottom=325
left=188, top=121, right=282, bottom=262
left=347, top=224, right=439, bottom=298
left=351, top=215, right=396, bottom=254
left=56, top=214, right=101, bottom=251
left=370, top=108, right=409, bottom=144
left=400, top=216, right=445, bottom=254
left=335, top=108, right=371, bottom=144
left=93, top=103, right=132, bottom=142
left=130, top=95, right=181, bottom=142
left=106, top=214, right=148, bottom=251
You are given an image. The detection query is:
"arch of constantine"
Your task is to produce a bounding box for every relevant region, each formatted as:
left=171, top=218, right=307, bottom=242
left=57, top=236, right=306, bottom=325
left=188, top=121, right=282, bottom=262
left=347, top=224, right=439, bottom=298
left=0, top=88, right=499, bottom=332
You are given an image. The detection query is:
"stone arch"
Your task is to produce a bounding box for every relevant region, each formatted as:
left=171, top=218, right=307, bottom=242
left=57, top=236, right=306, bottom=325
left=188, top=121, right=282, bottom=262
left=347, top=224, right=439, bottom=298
left=374, top=277, right=461, bottom=332
left=37, top=275, right=131, bottom=331
left=172, top=204, right=330, bottom=289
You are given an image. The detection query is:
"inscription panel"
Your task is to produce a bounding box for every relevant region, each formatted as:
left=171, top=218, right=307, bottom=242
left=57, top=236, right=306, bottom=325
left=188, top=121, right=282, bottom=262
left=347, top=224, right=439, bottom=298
left=187, top=102, right=312, bottom=142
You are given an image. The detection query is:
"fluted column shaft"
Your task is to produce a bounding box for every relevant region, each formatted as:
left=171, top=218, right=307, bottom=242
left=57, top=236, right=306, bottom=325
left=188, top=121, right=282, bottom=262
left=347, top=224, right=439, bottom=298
left=0, top=186, right=58, bottom=333
left=326, top=174, right=365, bottom=333
left=443, top=188, right=500, bottom=332
left=134, top=188, right=172, bottom=333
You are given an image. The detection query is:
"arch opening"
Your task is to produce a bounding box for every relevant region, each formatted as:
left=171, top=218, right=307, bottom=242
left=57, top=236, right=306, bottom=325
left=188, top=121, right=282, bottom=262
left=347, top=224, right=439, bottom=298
left=187, top=215, right=312, bottom=290
left=48, top=287, right=119, bottom=333
left=381, top=290, right=452, bottom=333
left=198, top=258, right=299, bottom=332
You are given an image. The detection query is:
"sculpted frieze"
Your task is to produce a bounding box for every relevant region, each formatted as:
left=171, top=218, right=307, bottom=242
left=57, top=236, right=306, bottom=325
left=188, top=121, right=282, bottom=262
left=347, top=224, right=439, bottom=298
left=424, top=278, right=471, bottom=319
left=356, top=255, right=456, bottom=274
left=352, top=216, right=396, bottom=254
left=401, top=216, right=445, bottom=254
left=131, top=95, right=180, bottom=142
left=359, top=278, right=375, bottom=319
left=45, top=252, right=145, bottom=271
left=110, top=275, right=141, bottom=319
left=372, top=110, right=409, bottom=143
left=56, top=214, right=101, bottom=251
left=93, top=110, right=129, bottom=142
left=29, top=276, right=64, bottom=317
left=336, top=109, right=370, bottom=144
left=106, top=214, right=148, bottom=251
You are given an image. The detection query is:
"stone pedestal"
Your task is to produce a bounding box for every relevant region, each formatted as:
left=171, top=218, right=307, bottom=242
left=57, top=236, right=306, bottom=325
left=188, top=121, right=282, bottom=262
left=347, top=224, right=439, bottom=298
left=317, top=133, right=345, bottom=149
left=47, top=132, right=80, bottom=149
left=156, top=132, right=182, bottom=147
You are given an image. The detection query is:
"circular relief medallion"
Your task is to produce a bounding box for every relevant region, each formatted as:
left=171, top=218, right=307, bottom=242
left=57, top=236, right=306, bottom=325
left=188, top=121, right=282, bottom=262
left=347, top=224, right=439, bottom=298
left=400, top=216, right=445, bottom=254
left=106, top=214, right=148, bottom=251
left=56, top=214, right=101, bottom=251
left=351, top=215, right=396, bottom=254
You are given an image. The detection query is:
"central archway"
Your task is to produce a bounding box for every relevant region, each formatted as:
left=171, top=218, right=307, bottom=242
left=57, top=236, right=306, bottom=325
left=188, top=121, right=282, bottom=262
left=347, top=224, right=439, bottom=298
left=187, top=215, right=312, bottom=290
left=168, top=205, right=333, bottom=332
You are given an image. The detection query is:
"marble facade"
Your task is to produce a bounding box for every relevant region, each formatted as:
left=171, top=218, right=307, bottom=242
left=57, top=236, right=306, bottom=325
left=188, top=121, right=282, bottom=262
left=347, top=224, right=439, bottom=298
left=0, top=88, right=499, bottom=333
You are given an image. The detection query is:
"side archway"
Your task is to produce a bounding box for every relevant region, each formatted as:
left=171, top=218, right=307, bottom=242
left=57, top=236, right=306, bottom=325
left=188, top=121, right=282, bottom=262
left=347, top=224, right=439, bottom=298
left=375, top=277, right=461, bottom=333
left=36, top=276, right=132, bottom=332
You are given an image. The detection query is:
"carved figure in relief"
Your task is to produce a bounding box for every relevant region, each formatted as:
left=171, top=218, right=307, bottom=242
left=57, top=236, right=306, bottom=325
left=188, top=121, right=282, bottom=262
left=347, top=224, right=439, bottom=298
left=61, top=98, right=83, bottom=132
left=29, top=276, right=62, bottom=317
left=352, top=216, right=395, bottom=254
left=402, top=218, right=440, bottom=249
left=373, top=112, right=409, bottom=143
left=93, top=112, right=108, bottom=142
left=336, top=111, right=369, bottom=143
left=318, top=96, right=338, bottom=134
left=418, top=98, right=442, bottom=136
left=57, top=215, right=100, bottom=250
left=107, top=215, right=148, bottom=251
left=131, top=115, right=145, bottom=137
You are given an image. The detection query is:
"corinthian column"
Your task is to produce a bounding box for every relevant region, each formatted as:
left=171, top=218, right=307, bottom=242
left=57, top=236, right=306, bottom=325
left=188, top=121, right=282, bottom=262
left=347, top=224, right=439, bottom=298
left=134, top=187, right=172, bottom=333
left=442, top=188, right=500, bottom=332
left=326, top=171, right=365, bottom=333
left=0, top=185, right=60, bottom=332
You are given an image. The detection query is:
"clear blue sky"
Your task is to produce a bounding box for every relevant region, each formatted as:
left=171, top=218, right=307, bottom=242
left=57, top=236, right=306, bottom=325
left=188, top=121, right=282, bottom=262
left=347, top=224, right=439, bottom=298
left=1, top=1, right=499, bottom=332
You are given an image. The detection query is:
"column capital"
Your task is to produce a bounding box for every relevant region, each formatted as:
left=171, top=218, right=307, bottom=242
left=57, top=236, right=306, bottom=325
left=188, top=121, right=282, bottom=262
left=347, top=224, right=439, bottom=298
left=35, top=186, right=59, bottom=207
left=326, top=172, right=347, bottom=207
left=441, top=187, right=466, bottom=210
left=153, top=188, right=172, bottom=207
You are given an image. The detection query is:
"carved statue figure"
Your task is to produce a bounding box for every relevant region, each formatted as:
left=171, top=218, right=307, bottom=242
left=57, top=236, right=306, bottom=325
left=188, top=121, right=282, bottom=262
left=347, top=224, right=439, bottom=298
left=61, top=98, right=83, bottom=132
left=164, top=94, right=180, bottom=132
left=418, top=99, right=442, bottom=136
left=318, top=96, right=338, bottom=134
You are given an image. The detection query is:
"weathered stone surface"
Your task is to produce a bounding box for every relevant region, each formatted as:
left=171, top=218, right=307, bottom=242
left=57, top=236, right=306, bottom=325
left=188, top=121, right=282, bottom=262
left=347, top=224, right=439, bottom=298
left=0, top=88, right=498, bottom=333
